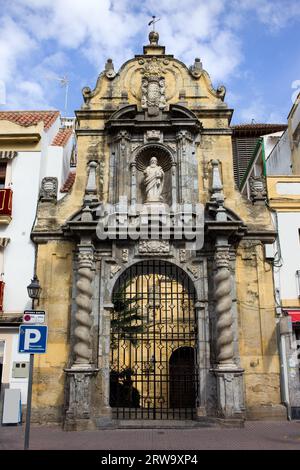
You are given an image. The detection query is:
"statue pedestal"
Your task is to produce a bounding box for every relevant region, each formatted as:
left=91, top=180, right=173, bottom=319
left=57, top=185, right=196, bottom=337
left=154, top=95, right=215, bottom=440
left=211, top=367, right=245, bottom=423
left=143, top=202, right=169, bottom=210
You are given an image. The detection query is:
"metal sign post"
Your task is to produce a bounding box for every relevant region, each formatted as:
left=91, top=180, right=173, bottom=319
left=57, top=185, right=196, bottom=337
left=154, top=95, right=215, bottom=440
left=18, top=323, right=48, bottom=450
left=24, top=353, right=34, bottom=450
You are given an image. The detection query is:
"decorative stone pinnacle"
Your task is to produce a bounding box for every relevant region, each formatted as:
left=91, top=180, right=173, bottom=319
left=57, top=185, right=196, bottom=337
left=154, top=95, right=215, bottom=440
left=149, top=30, right=159, bottom=46
left=85, top=160, right=98, bottom=195
left=190, top=58, right=203, bottom=78
left=81, top=206, right=93, bottom=222
left=104, top=58, right=116, bottom=79
left=210, top=159, right=224, bottom=205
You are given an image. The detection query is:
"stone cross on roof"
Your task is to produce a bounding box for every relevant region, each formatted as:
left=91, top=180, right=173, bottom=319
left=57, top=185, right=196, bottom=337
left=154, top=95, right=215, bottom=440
left=148, top=15, right=160, bottom=31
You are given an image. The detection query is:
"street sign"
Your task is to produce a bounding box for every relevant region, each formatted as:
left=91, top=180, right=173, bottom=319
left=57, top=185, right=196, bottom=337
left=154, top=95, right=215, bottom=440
left=18, top=325, right=48, bottom=354
left=23, top=310, right=45, bottom=324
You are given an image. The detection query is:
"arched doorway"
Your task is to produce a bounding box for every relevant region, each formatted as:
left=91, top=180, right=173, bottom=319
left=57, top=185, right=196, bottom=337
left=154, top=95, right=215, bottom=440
left=169, top=347, right=196, bottom=409
left=109, top=260, right=198, bottom=420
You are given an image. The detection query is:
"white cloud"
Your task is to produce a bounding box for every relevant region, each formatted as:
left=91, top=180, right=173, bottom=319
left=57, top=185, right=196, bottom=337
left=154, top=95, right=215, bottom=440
left=0, top=16, right=36, bottom=82
left=233, top=0, right=300, bottom=30
left=7, top=81, right=51, bottom=109
left=239, top=96, right=286, bottom=124
left=1, top=0, right=299, bottom=111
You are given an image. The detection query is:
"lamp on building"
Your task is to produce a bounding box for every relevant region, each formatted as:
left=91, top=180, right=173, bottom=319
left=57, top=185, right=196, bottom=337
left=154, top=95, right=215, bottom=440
left=27, top=275, right=42, bottom=302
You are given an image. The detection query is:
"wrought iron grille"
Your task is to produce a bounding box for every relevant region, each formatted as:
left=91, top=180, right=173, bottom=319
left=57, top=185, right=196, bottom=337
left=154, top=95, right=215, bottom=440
left=110, top=260, right=198, bottom=420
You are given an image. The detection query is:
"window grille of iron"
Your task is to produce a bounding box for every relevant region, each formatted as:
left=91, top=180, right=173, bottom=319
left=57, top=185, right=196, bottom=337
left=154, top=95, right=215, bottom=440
left=110, top=260, right=198, bottom=420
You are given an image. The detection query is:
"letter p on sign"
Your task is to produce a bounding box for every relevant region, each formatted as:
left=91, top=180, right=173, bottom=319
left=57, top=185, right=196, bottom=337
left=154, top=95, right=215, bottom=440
left=24, top=329, right=41, bottom=350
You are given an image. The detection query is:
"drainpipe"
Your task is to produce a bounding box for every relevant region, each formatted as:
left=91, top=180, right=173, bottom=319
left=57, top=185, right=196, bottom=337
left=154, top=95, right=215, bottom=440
left=278, top=323, right=292, bottom=420
left=261, top=138, right=267, bottom=177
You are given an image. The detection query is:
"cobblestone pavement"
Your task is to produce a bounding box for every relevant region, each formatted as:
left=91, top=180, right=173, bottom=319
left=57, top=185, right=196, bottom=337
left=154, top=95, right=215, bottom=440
left=1, top=421, right=300, bottom=450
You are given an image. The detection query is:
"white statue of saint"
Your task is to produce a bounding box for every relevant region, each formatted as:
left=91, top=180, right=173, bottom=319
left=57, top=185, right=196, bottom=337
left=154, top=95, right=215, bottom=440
left=143, top=157, right=164, bottom=203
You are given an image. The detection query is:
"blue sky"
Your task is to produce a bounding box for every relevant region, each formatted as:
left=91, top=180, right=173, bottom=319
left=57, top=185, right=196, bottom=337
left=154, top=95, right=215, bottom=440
left=0, top=0, right=299, bottom=124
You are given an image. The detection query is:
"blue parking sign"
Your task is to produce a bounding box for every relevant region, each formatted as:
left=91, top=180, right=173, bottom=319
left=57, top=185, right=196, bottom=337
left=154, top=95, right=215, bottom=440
left=19, top=325, right=48, bottom=354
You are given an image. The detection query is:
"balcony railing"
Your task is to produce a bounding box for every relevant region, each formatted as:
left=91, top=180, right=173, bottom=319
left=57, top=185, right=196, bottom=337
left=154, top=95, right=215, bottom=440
left=0, top=189, right=12, bottom=216
left=0, top=281, right=4, bottom=312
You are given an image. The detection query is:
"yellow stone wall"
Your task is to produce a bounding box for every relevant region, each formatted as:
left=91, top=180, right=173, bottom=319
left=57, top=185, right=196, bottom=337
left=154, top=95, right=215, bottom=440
left=32, top=241, right=74, bottom=422
left=236, top=241, right=281, bottom=414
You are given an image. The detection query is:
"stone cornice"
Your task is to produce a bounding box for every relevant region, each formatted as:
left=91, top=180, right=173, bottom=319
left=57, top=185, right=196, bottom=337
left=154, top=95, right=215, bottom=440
left=190, top=108, right=234, bottom=122
left=0, top=133, right=41, bottom=144
left=243, top=230, right=277, bottom=244
left=201, top=128, right=233, bottom=135
left=75, top=107, right=234, bottom=125
left=105, top=119, right=201, bottom=133
left=31, top=230, right=66, bottom=243
left=205, top=220, right=247, bottom=243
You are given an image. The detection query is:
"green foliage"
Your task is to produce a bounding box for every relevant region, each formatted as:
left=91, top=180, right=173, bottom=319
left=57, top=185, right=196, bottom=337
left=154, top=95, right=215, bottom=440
left=111, top=281, right=144, bottom=348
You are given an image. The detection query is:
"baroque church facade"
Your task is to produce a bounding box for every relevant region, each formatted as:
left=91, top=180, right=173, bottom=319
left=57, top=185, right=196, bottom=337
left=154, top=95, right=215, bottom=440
left=31, top=32, right=285, bottom=429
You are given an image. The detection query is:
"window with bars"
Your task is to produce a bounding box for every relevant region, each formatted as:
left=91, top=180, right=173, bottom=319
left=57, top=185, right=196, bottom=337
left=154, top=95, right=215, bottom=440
left=110, top=260, right=198, bottom=420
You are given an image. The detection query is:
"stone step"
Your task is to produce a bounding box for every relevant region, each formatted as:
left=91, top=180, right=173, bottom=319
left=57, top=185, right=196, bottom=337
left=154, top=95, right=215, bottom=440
left=114, top=419, right=216, bottom=429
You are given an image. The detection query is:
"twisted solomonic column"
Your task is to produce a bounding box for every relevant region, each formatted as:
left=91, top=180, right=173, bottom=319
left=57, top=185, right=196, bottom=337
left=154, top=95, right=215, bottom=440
left=214, top=247, right=235, bottom=368
left=74, top=250, right=94, bottom=366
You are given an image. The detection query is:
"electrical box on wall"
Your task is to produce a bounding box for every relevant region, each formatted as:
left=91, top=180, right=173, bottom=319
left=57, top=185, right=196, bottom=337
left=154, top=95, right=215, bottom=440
left=12, top=361, right=29, bottom=378
left=279, top=316, right=293, bottom=335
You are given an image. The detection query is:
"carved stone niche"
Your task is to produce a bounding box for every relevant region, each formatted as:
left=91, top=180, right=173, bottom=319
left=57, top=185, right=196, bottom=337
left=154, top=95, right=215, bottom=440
left=40, top=177, right=58, bottom=202
left=134, top=146, right=174, bottom=206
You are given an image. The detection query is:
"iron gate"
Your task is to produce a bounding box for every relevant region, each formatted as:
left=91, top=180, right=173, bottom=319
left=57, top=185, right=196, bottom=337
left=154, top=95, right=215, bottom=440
left=110, top=260, right=198, bottom=420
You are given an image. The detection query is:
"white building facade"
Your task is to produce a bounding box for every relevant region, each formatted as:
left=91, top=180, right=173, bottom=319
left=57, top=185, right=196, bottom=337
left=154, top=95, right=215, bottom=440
left=240, top=93, right=300, bottom=419
left=0, top=111, right=75, bottom=412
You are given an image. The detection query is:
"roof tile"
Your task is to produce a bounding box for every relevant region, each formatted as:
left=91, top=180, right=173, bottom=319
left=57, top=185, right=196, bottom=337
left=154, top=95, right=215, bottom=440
left=60, top=171, right=76, bottom=193
left=231, top=123, right=287, bottom=131
left=0, top=111, right=60, bottom=130
left=51, top=128, right=73, bottom=147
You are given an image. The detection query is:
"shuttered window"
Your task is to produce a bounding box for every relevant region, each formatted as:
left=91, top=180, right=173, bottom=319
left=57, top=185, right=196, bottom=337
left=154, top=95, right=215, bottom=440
left=0, top=163, right=7, bottom=188
left=232, top=137, right=259, bottom=187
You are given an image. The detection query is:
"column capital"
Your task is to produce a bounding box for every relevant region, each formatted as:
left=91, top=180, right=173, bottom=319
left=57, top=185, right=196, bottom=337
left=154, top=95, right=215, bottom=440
left=214, top=247, right=231, bottom=269
left=77, top=250, right=95, bottom=270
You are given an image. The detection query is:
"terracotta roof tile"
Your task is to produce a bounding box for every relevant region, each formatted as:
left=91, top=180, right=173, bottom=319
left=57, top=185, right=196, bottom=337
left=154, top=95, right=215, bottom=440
left=51, top=128, right=73, bottom=147
left=60, top=171, right=76, bottom=193
left=0, top=111, right=60, bottom=130
left=231, top=123, right=287, bottom=131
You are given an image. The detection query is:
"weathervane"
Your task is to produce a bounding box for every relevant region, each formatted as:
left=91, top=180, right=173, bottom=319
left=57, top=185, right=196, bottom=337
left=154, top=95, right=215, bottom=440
left=148, top=15, right=160, bottom=32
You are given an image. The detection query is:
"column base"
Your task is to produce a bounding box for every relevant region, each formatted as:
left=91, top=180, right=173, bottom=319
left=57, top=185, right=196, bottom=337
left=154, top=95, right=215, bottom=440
left=94, top=404, right=114, bottom=429
left=211, top=367, right=245, bottom=420
left=196, top=406, right=207, bottom=418
left=63, top=367, right=99, bottom=431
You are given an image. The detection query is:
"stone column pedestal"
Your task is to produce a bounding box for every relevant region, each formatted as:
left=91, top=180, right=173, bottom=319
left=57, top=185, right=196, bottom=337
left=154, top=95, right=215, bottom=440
left=64, top=367, right=99, bottom=431
left=212, top=367, right=245, bottom=425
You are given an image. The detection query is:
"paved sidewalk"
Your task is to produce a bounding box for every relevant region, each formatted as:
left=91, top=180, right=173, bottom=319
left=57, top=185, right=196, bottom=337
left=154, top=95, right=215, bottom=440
left=1, top=421, right=300, bottom=450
